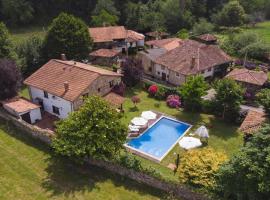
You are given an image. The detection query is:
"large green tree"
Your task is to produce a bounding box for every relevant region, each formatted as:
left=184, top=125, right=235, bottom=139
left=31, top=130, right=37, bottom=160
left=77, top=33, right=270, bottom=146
left=91, top=9, right=119, bottom=27
left=42, top=13, right=92, bottom=60
left=213, top=1, right=246, bottom=27
left=192, top=18, right=214, bottom=35
left=0, top=22, right=14, bottom=59
left=256, top=89, right=270, bottom=115
left=93, top=0, right=120, bottom=17
left=213, top=78, right=244, bottom=121
left=52, top=96, right=127, bottom=161
left=179, top=75, right=208, bottom=111
left=216, top=124, right=270, bottom=199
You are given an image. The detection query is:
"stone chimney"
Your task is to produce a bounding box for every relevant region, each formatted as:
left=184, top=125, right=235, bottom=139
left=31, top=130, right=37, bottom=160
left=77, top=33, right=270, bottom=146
left=61, top=54, right=67, bottom=61
left=64, top=81, right=69, bottom=92
left=191, top=56, right=196, bottom=68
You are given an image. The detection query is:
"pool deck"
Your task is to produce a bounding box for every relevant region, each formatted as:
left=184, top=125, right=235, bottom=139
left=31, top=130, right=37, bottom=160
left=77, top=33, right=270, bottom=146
left=125, top=112, right=192, bottom=163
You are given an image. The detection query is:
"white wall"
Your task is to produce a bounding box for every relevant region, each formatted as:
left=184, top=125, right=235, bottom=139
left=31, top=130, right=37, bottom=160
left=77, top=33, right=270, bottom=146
left=154, top=64, right=169, bottom=80
left=137, top=39, right=144, bottom=47
left=29, top=86, right=73, bottom=119
left=201, top=67, right=214, bottom=78
left=29, top=108, right=42, bottom=124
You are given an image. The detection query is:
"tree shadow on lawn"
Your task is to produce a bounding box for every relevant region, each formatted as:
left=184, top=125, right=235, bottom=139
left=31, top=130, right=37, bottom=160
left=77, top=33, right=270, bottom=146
left=0, top=120, right=164, bottom=199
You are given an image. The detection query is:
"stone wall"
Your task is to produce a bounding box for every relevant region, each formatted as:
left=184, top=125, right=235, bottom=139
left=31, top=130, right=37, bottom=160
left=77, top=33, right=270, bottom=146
left=0, top=109, right=209, bottom=200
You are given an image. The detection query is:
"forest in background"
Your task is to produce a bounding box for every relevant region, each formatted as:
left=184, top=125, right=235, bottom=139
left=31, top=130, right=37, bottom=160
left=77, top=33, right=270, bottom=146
left=1, top=0, right=270, bottom=33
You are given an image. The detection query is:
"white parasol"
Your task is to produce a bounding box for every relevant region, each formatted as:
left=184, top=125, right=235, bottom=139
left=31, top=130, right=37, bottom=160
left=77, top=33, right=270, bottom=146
left=194, top=126, right=209, bottom=138
left=141, top=111, right=157, bottom=120
left=179, top=137, right=202, bottom=150
left=131, top=117, right=148, bottom=126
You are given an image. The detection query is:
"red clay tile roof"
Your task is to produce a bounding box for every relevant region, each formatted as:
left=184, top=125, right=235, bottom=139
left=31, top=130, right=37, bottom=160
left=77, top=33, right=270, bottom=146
left=155, top=40, right=232, bottom=75
left=226, top=68, right=268, bottom=86
left=90, top=49, right=121, bottom=57
left=104, top=92, right=125, bottom=106
left=127, top=30, right=145, bottom=42
left=146, top=38, right=182, bottom=51
left=89, top=26, right=127, bottom=43
left=3, top=97, right=40, bottom=113
left=24, top=59, right=122, bottom=102
left=239, top=110, right=266, bottom=134
left=197, top=34, right=217, bottom=42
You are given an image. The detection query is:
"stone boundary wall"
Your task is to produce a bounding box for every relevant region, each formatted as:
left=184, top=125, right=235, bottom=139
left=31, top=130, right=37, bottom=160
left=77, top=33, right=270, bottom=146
left=0, top=109, right=209, bottom=200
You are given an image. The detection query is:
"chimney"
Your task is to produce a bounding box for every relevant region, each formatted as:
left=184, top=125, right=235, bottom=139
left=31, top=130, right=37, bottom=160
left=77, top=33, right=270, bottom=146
left=191, top=56, right=196, bottom=68
left=61, top=54, right=67, bottom=61
left=64, top=81, right=69, bottom=92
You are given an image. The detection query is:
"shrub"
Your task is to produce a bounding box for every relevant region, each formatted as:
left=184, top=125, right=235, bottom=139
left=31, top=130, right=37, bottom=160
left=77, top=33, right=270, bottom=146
left=131, top=95, right=141, bottom=107
left=148, top=85, right=158, bottom=96
left=256, top=89, right=270, bottom=115
left=192, top=18, right=214, bottom=35
left=166, top=95, right=181, bottom=108
left=178, top=148, right=227, bottom=190
left=155, top=86, right=166, bottom=100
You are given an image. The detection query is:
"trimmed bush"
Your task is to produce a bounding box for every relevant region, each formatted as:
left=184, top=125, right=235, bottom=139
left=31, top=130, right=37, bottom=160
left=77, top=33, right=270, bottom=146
left=178, top=148, right=227, bottom=190
left=166, top=95, right=181, bottom=108
left=131, top=95, right=141, bottom=107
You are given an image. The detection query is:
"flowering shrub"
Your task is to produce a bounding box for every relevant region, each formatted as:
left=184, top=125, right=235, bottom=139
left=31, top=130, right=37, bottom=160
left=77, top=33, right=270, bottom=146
left=148, top=85, right=158, bottom=96
left=166, top=95, right=181, bottom=108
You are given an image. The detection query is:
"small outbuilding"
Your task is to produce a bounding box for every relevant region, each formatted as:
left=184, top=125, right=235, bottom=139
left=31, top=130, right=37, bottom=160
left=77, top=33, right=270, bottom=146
left=104, top=92, right=125, bottom=110
left=3, top=97, right=42, bottom=124
left=89, top=49, right=121, bottom=67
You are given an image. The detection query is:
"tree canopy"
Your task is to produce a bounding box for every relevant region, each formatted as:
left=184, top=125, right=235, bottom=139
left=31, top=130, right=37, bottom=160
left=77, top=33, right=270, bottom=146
left=0, top=59, right=22, bottom=100
left=216, top=124, right=270, bottom=199
left=256, top=89, right=270, bottom=115
left=213, top=78, right=244, bottom=121
left=42, top=13, right=92, bottom=61
left=179, top=75, right=208, bottom=111
left=52, top=96, right=127, bottom=161
left=0, top=22, right=14, bottom=59
left=91, top=9, right=119, bottom=27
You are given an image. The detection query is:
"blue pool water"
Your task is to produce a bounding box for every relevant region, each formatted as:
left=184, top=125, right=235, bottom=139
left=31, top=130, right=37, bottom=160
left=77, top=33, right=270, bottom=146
left=126, top=117, right=191, bottom=161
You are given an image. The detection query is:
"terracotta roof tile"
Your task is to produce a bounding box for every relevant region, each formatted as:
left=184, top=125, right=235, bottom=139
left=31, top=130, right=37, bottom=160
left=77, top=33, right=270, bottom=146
left=90, top=49, right=121, bottom=57
left=239, top=110, right=266, bottom=134
left=226, top=68, right=268, bottom=86
left=24, top=60, right=122, bottom=102
left=3, top=97, right=40, bottom=113
left=104, top=92, right=125, bottom=106
left=197, top=34, right=217, bottom=42
left=155, top=40, right=232, bottom=75
left=127, top=30, right=145, bottom=42
left=89, top=26, right=127, bottom=43
left=146, top=38, right=182, bottom=51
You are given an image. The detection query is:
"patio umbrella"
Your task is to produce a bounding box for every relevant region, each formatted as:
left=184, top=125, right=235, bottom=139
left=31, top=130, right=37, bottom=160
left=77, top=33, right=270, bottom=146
left=131, top=117, right=148, bottom=126
left=194, top=126, right=209, bottom=138
left=141, top=111, right=157, bottom=120
left=179, top=137, right=202, bottom=150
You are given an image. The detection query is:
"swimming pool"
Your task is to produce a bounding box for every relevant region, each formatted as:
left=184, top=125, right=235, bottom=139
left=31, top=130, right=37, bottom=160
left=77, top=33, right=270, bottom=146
left=125, top=117, right=191, bottom=162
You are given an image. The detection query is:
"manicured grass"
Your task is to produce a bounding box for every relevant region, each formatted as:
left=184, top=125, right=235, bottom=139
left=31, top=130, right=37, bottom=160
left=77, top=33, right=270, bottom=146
left=0, top=120, right=166, bottom=200
left=244, top=21, right=270, bottom=44
left=122, top=86, right=243, bottom=182
left=10, top=26, right=47, bottom=45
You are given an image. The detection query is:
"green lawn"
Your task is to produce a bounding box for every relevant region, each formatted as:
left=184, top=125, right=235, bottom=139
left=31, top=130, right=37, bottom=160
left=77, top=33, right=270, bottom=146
left=0, top=120, right=166, bottom=200
left=19, top=86, right=30, bottom=99
left=10, top=26, right=47, bottom=45
left=122, top=86, right=243, bottom=182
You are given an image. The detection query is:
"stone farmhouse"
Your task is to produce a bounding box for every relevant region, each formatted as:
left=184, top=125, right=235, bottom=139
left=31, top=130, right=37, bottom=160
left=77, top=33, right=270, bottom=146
left=140, top=39, right=232, bottom=86
left=24, top=59, right=123, bottom=119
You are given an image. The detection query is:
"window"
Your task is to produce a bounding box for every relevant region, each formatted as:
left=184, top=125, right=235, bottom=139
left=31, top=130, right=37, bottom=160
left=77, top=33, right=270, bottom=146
left=109, top=81, right=114, bottom=88
left=44, top=91, right=48, bottom=98
left=176, top=72, right=180, bottom=77
left=201, top=70, right=205, bottom=74
left=98, top=88, right=101, bottom=92
left=52, top=106, right=60, bottom=115
left=157, top=71, right=160, bottom=75
left=148, top=67, right=152, bottom=72
left=208, top=68, right=211, bottom=72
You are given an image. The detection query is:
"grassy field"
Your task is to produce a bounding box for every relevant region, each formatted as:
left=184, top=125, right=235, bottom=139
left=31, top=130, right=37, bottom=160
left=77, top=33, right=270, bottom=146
left=244, top=21, right=270, bottom=43
left=0, top=120, right=166, bottom=200
left=10, top=26, right=47, bottom=45
left=122, top=86, right=243, bottom=182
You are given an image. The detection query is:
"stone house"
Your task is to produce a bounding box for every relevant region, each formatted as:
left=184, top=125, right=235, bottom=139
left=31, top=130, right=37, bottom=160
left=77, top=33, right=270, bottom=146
left=226, top=68, right=268, bottom=96
left=144, top=39, right=232, bottom=86
left=89, top=49, right=121, bottom=67
left=89, top=26, right=145, bottom=52
left=24, top=59, right=123, bottom=119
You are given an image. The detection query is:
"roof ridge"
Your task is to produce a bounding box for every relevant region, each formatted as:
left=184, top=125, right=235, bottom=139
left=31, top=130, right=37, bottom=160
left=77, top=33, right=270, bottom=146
left=247, top=70, right=261, bottom=84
